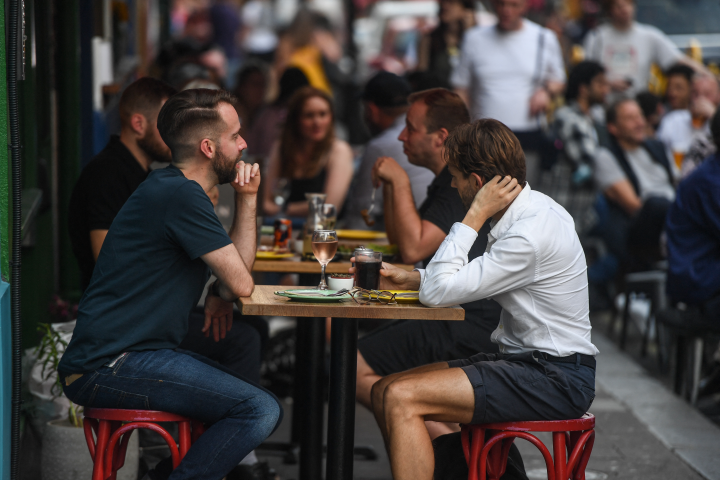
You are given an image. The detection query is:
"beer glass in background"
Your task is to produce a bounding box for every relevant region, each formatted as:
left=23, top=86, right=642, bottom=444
left=673, top=151, right=685, bottom=170
left=355, top=251, right=382, bottom=290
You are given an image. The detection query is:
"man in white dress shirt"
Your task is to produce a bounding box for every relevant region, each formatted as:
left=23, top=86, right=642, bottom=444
left=362, top=119, right=597, bottom=480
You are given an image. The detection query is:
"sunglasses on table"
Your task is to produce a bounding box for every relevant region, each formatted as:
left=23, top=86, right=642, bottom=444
left=349, top=287, right=398, bottom=305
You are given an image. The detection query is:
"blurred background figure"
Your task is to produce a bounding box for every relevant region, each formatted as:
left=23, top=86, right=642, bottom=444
left=416, top=0, right=476, bottom=87
left=342, top=71, right=435, bottom=230
left=553, top=60, right=610, bottom=186
left=208, top=0, right=242, bottom=90
left=234, top=63, right=269, bottom=140
left=664, top=64, right=695, bottom=112
left=661, top=74, right=720, bottom=178
left=636, top=91, right=664, bottom=138
left=451, top=0, right=566, bottom=188
left=245, top=67, right=310, bottom=160
left=583, top=0, right=707, bottom=100
left=593, top=99, right=675, bottom=265
left=263, top=87, right=353, bottom=219
left=275, top=10, right=338, bottom=96
left=657, top=73, right=720, bottom=172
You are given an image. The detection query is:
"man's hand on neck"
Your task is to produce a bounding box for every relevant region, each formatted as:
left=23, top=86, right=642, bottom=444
left=462, top=175, right=523, bottom=232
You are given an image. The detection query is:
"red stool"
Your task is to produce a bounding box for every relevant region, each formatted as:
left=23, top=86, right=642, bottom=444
left=461, top=413, right=595, bottom=480
left=83, top=408, right=206, bottom=480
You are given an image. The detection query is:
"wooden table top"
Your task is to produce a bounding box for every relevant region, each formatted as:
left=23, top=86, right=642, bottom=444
left=252, top=257, right=414, bottom=274
left=237, top=285, right=465, bottom=320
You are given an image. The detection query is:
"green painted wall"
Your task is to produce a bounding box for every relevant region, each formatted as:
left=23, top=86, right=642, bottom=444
left=19, top=0, right=59, bottom=349
left=56, top=0, right=82, bottom=299
left=0, top=0, right=9, bottom=282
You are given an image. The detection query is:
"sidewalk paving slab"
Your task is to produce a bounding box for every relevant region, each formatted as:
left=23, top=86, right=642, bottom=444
left=258, top=331, right=719, bottom=480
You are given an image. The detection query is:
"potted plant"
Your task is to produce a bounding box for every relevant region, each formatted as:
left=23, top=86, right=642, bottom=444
left=34, top=300, right=138, bottom=480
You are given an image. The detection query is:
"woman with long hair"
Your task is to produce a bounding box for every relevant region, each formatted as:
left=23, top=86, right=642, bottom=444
left=417, top=0, right=476, bottom=85
left=263, top=86, right=353, bottom=217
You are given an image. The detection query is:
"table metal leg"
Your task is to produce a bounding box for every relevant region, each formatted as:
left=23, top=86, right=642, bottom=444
left=298, top=317, right=326, bottom=480
left=326, top=318, right=358, bottom=480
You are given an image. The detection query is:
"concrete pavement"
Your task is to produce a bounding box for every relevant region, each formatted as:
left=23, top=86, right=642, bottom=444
left=259, top=330, right=720, bottom=480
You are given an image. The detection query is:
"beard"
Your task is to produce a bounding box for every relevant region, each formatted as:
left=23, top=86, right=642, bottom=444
left=137, top=132, right=172, bottom=163
left=458, top=182, right=478, bottom=212
left=213, top=148, right=241, bottom=185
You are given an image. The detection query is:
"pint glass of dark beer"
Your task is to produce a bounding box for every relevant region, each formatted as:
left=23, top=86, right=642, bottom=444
left=355, top=251, right=382, bottom=290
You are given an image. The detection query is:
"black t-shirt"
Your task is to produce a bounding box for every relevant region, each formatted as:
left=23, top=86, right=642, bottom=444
left=418, top=166, right=500, bottom=351
left=59, top=165, right=233, bottom=375
left=68, top=136, right=149, bottom=289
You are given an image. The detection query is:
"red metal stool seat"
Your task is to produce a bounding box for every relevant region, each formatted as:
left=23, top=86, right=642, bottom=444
left=461, top=413, right=595, bottom=480
left=83, top=407, right=206, bottom=480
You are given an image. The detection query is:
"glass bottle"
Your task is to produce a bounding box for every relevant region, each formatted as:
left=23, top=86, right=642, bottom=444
left=302, top=193, right=327, bottom=260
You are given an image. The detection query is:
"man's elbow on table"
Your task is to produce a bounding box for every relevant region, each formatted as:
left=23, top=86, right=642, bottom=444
left=419, top=286, right=451, bottom=308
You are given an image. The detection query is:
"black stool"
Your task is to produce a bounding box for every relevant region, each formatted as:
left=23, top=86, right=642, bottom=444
left=656, top=306, right=720, bottom=405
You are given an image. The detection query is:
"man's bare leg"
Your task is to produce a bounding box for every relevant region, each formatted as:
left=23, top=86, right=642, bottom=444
left=357, top=351, right=382, bottom=410
left=370, top=362, right=450, bottom=447
left=371, top=365, right=475, bottom=480
left=425, top=420, right=461, bottom=438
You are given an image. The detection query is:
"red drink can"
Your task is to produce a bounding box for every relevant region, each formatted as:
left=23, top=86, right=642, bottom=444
left=274, top=218, right=292, bottom=250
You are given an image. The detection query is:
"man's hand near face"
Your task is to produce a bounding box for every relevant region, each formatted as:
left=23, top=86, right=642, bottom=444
left=232, top=161, right=261, bottom=195
left=371, top=156, right=409, bottom=188
left=463, top=175, right=523, bottom=231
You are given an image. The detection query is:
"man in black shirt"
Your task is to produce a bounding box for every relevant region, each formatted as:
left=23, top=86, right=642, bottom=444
left=69, top=77, right=178, bottom=289
left=358, top=89, right=502, bottom=438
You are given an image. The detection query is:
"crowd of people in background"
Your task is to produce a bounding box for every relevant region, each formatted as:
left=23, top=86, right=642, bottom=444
left=72, top=0, right=720, bottom=476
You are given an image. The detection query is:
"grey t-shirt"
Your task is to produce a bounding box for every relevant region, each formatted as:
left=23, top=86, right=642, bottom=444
left=594, top=146, right=675, bottom=201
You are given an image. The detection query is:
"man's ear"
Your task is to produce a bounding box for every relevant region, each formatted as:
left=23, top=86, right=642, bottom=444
left=130, top=113, right=147, bottom=136
left=607, top=122, right=617, bottom=137
left=434, top=128, right=449, bottom=148
left=199, top=138, right=215, bottom=159
left=578, top=83, right=588, bottom=100
left=470, top=172, right=484, bottom=189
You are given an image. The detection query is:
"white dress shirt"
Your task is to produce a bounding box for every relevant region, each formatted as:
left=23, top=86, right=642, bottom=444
left=418, top=185, right=598, bottom=357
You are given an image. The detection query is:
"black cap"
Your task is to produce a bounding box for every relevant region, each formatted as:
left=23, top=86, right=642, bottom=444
left=362, top=71, right=411, bottom=107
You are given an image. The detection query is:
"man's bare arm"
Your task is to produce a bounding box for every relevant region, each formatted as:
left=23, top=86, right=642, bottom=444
left=228, top=193, right=257, bottom=271
left=604, top=180, right=642, bottom=217
left=389, top=180, right=447, bottom=265
left=90, top=229, right=109, bottom=261
left=202, top=244, right=254, bottom=301
left=227, top=162, right=261, bottom=271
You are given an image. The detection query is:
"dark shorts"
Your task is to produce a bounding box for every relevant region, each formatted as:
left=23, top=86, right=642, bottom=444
left=448, top=351, right=596, bottom=424
left=357, top=300, right=502, bottom=376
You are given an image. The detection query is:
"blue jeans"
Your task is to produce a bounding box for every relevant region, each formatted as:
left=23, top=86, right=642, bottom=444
left=62, top=349, right=283, bottom=480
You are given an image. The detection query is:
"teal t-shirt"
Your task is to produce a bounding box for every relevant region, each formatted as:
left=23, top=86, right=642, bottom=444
left=59, top=165, right=232, bottom=375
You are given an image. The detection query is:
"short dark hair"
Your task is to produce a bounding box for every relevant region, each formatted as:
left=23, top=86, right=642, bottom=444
left=601, top=0, right=633, bottom=12
left=665, top=63, right=694, bottom=84
left=236, top=63, right=266, bottom=87
left=119, top=77, right=177, bottom=127
left=445, top=119, right=526, bottom=186
left=606, top=97, right=636, bottom=125
left=407, top=88, right=470, bottom=133
left=636, top=91, right=661, bottom=118
left=566, top=61, right=605, bottom=101
left=157, top=88, right=239, bottom=160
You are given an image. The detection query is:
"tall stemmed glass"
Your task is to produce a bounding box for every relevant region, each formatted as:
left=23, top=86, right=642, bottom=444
left=312, top=230, right=338, bottom=290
